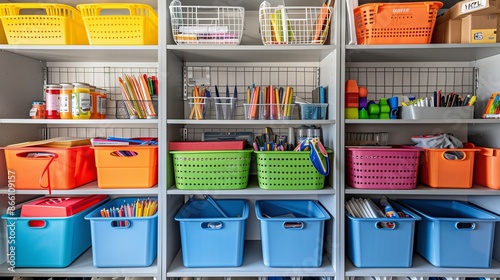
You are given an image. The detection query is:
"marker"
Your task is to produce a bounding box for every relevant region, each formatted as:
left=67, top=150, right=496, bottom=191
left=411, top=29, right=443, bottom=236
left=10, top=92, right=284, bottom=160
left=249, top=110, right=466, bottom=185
left=468, top=95, right=477, bottom=106
left=380, top=196, right=399, bottom=218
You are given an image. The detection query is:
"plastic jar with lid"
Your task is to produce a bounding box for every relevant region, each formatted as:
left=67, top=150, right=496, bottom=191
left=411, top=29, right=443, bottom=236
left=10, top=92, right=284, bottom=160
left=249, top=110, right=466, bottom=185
left=45, top=84, right=60, bottom=119
left=71, top=82, right=91, bottom=119
left=30, top=102, right=46, bottom=119
left=59, top=83, right=73, bottom=119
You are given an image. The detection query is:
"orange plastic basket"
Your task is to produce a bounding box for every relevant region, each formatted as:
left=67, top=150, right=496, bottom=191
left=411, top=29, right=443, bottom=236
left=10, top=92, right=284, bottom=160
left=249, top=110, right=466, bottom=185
left=0, top=3, right=88, bottom=45
left=4, top=145, right=97, bottom=192
left=77, top=4, right=158, bottom=45
left=419, top=148, right=479, bottom=188
left=353, top=2, right=443, bottom=45
left=93, top=145, right=158, bottom=188
left=474, top=147, right=500, bottom=189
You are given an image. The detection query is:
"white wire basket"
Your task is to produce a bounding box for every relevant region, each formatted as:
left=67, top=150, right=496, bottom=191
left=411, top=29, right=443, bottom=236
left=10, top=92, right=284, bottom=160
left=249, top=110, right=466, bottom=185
left=169, top=4, right=245, bottom=45
left=259, top=5, right=333, bottom=45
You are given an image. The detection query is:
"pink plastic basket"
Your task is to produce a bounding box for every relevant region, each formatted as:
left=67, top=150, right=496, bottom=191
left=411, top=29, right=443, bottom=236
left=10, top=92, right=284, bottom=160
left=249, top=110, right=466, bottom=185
left=346, top=147, right=421, bottom=189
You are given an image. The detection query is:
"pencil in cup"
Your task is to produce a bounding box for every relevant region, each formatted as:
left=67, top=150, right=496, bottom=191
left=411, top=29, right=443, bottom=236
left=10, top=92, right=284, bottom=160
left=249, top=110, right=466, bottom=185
left=188, top=86, right=211, bottom=120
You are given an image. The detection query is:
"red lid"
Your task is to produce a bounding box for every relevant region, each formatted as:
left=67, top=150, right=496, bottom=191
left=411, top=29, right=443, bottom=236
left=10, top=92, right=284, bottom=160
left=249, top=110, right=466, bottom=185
left=20, top=194, right=108, bottom=217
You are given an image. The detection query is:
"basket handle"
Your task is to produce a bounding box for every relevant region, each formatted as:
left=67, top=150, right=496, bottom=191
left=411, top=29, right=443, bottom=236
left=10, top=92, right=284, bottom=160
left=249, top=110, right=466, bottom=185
left=78, top=4, right=157, bottom=21
left=455, top=222, right=476, bottom=230
left=283, top=222, right=304, bottom=229
left=28, top=220, right=47, bottom=228
left=441, top=151, right=466, bottom=161
left=6, top=4, right=81, bottom=19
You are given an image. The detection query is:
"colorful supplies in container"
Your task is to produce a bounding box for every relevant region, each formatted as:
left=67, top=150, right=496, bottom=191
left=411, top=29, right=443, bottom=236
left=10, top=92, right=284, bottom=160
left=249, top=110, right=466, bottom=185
left=174, top=198, right=249, bottom=267
left=85, top=197, right=158, bottom=267
left=1, top=197, right=108, bottom=267
left=345, top=197, right=421, bottom=268
left=244, top=85, right=295, bottom=120
left=259, top=1, right=334, bottom=45
left=254, top=149, right=332, bottom=190
left=255, top=200, right=330, bottom=267
left=117, top=74, right=157, bottom=119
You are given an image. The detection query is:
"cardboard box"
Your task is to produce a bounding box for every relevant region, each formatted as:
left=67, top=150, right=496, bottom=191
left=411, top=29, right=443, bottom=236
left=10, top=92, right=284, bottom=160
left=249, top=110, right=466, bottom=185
left=445, top=0, right=500, bottom=19
left=432, top=0, right=500, bottom=43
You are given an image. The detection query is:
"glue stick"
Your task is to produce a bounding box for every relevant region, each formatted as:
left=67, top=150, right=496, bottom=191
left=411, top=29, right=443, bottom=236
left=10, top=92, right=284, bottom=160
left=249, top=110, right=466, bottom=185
left=380, top=196, right=399, bottom=218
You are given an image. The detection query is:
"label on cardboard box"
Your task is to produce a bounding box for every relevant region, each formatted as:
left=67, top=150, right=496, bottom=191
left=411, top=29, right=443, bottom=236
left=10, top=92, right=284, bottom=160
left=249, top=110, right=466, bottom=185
left=461, top=0, right=488, bottom=13
left=471, top=28, right=497, bottom=42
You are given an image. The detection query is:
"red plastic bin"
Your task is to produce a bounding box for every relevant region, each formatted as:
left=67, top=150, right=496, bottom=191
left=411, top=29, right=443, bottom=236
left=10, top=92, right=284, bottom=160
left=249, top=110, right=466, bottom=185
left=4, top=145, right=97, bottom=191
left=474, top=147, right=500, bottom=189
left=346, top=147, right=420, bottom=189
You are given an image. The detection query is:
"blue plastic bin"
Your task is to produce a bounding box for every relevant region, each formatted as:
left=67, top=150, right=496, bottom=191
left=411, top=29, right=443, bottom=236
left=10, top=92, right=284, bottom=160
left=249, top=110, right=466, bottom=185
left=85, top=197, right=158, bottom=267
left=346, top=199, right=421, bottom=268
left=398, top=199, right=500, bottom=268
left=255, top=200, right=330, bottom=267
left=1, top=198, right=107, bottom=268
left=174, top=198, right=249, bottom=267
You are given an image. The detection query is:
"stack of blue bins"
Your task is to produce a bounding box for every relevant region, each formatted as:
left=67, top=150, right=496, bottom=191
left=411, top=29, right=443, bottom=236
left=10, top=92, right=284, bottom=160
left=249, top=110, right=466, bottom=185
left=1, top=198, right=108, bottom=268
left=175, top=198, right=249, bottom=267
left=255, top=200, right=330, bottom=267
left=398, top=199, right=500, bottom=268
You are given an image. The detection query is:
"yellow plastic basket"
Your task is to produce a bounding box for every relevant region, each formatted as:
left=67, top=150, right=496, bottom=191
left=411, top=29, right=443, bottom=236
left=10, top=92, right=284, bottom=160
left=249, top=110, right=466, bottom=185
left=77, top=3, right=158, bottom=45
left=0, top=5, right=7, bottom=44
left=0, top=3, right=88, bottom=45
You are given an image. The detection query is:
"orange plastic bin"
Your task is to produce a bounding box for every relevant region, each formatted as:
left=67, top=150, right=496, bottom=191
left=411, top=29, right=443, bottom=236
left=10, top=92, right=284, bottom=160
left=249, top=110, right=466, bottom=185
left=93, top=145, right=158, bottom=188
left=353, top=2, right=443, bottom=45
left=4, top=145, right=97, bottom=191
left=474, top=147, right=500, bottom=190
left=419, top=148, right=480, bottom=188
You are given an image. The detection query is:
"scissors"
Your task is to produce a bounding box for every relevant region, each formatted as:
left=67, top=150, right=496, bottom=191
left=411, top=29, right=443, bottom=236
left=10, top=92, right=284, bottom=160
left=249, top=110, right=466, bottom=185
left=296, top=137, right=330, bottom=176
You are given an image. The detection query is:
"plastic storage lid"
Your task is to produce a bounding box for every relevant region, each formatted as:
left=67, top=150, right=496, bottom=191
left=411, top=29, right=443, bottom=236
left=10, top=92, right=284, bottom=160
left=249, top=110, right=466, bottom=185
left=45, top=84, right=61, bottom=89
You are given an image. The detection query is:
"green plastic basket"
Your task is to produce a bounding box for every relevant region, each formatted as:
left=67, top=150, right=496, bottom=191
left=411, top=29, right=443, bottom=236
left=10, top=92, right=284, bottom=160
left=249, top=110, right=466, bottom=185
left=170, top=149, right=253, bottom=190
left=255, top=149, right=332, bottom=190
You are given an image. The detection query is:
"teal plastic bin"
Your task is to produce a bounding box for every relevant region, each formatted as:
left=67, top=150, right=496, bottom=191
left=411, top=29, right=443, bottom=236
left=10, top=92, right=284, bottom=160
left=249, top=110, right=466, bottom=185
left=1, top=198, right=107, bottom=268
